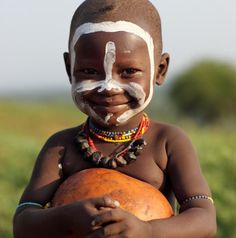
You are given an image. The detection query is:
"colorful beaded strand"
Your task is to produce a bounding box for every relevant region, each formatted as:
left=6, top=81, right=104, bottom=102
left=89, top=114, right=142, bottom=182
left=182, top=195, right=214, bottom=205
left=75, top=113, right=150, bottom=168
left=88, top=113, right=149, bottom=143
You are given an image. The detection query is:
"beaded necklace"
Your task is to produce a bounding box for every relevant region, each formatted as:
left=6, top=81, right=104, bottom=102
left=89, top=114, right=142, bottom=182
left=89, top=121, right=138, bottom=142
left=88, top=113, right=149, bottom=142
left=75, top=113, right=150, bottom=168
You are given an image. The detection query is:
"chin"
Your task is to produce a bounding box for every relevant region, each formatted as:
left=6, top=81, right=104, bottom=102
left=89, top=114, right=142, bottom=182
left=92, top=114, right=124, bottom=128
left=85, top=110, right=124, bottom=128
left=82, top=102, right=144, bottom=127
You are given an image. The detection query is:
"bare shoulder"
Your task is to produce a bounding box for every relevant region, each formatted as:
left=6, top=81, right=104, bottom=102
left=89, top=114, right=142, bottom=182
left=43, top=125, right=81, bottom=147
left=19, top=125, right=82, bottom=205
left=151, top=121, right=211, bottom=203
left=150, top=120, right=192, bottom=149
left=151, top=120, right=197, bottom=165
left=34, top=124, right=83, bottom=170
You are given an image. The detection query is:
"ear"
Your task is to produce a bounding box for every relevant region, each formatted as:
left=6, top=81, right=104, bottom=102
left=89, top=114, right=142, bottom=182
left=155, top=53, right=170, bottom=86
left=63, top=52, right=72, bottom=83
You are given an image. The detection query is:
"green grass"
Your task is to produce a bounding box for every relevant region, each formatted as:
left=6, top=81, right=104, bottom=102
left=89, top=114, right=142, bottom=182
left=0, top=100, right=235, bottom=237
left=188, top=127, right=236, bottom=238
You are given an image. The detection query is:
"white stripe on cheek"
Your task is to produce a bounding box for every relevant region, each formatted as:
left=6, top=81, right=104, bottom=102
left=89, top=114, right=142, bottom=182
left=70, top=21, right=154, bottom=99
left=70, top=21, right=155, bottom=124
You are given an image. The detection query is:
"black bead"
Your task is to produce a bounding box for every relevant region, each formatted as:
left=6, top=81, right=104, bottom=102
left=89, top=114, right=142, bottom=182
left=133, top=149, right=141, bottom=156
left=80, top=142, right=90, bottom=151
left=91, top=151, right=102, bottom=164
left=133, top=138, right=146, bottom=147
left=109, top=159, right=117, bottom=169
left=129, top=146, right=141, bottom=155
left=115, top=156, right=127, bottom=166
left=100, top=157, right=110, bottom=167
left=83, top=148, right=94, bottom=160
left=124, top=152, right=137, bottom=162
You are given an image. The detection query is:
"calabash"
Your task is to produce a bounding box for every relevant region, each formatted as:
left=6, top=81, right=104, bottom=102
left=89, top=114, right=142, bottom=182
left=52, top=168, right=173, bottom=222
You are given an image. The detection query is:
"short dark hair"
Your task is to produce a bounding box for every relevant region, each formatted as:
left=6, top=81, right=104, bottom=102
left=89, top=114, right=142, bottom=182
left=69, top=0, right=162, bottom=54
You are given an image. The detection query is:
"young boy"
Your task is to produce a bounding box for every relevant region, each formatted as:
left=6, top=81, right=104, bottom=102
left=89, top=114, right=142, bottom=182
left=13, top=0, right=217, bottom=237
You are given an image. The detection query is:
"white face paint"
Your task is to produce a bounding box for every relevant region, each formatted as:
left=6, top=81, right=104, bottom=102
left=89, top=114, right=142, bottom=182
left=99, top=41, right=117, bottom=92
left=71, top=21, right=155, bottom=125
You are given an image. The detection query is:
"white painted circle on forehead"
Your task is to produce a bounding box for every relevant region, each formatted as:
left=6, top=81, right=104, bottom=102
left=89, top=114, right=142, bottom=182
left=70, top=21, right=155, bottom=123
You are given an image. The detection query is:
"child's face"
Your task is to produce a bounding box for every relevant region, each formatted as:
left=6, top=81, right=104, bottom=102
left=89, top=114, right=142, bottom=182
left=69, top=21, right=161, bottom=127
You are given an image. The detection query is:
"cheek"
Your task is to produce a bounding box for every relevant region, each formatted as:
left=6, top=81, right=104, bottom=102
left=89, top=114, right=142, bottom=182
left=72, top=83, right=89, bottom=111
left=141, top=80, right=151, bottom=99
left=73, top=92, right=86, bottom=110
left=128, top=66, right=152, bottom=103
left=130, top=76, right=152, bottom=103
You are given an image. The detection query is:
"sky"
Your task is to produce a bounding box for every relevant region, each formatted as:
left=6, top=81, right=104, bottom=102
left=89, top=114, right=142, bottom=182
left=0, top=0, right=236, bottom=95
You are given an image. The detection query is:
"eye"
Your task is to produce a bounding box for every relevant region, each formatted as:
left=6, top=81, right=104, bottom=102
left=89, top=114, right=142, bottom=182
left=79, top=68, right=98, bottom=75
left=121, top=68, right=141, bottom=78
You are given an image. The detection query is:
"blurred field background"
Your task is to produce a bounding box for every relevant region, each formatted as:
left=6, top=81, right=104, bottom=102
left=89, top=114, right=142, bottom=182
left=0, top=60, right=236, bottom=238
left=1, top=1, right=236, bottom=236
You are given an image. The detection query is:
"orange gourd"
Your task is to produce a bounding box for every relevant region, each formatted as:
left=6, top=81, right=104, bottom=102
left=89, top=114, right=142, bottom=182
left=52, top=168, right=173, bottom=222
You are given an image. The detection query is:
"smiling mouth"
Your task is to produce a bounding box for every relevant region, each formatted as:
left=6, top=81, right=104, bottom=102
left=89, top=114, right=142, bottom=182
left=86, top=98, right=136, bottom=113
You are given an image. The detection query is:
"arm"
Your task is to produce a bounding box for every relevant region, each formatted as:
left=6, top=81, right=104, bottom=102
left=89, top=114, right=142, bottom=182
left=13, top=132, right=65, bottom=237
left=14, top=205, right=74, bottom=238
left=13, top=132, right=119, bottom=238
left=85, top=127, right=217, bottom=238
left=13, top=196, right=119, bottom=238
left=152, top=126, right=217, bottom=238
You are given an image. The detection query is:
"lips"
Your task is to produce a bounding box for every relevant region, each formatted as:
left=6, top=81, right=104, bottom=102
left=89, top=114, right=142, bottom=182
left=87, top=92, right=130, bottom=105
left=86, top=95, right=133, bottom=113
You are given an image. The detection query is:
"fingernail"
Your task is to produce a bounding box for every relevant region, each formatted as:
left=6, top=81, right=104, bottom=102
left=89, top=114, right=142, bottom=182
left=114, top=200, right=120, bottom=207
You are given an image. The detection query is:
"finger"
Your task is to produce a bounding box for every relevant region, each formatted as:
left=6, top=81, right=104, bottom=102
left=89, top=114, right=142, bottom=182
left=107, top=231, right=130, bottom=238
left=99, top=207, right=113, bottom=211
left=87, top=221, right=126, bottom=238
left=91, top=209, right=124, bottom=227
left=105, top=236, right=122, bottom=238
left=91, top=196, right=120, bottom=209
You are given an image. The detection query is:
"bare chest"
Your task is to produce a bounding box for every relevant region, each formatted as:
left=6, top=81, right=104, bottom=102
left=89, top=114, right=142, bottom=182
left=62, top=137, right=169, bottom=192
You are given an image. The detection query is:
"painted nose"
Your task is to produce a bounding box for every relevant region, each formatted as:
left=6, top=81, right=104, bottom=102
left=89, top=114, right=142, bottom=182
left=97, top=74, right=123, bottom=93
left=97, top=87, right=124, bottom=97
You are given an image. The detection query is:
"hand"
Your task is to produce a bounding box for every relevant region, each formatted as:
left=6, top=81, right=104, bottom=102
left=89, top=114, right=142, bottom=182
left=64, top=196, right=120, bottom=237
left=86, top=208, right=153, bottom=238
